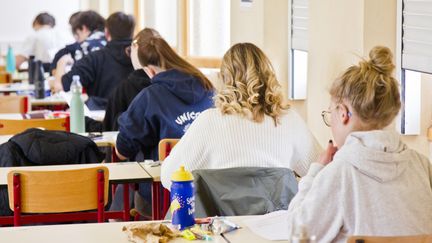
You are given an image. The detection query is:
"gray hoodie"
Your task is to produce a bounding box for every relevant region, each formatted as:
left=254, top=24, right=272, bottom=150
left=287, top=130, right=432, bottom=243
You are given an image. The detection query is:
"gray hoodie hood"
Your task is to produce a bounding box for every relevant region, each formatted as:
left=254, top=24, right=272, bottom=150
left=334, top=130, right=412, bottom=182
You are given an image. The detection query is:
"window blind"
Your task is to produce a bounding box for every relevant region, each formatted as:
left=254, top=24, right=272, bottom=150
left=402, top=0, right=432, bottom=74
left=291, top=0, right=309, bottom=51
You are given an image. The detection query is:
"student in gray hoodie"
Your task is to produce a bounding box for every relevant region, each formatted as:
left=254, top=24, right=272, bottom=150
left=287, top=46, right=432, bottom=242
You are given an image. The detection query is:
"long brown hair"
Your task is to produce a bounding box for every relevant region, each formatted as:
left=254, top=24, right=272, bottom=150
left=134, top=32, right=213, bottom=90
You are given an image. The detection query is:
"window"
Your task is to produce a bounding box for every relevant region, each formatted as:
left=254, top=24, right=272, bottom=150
left=134, top=0, right=229, bottom=68
left=397, top=0, right=432, bottom=134
left=136, top=0, right=178, bottom=47
left=188, top=0, right=230, bottom=57
left=289, top=0, right=309, bottom=100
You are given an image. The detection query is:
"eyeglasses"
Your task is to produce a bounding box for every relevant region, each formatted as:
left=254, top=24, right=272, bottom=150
left=321, top=105, right=352, bottom=127
left=321, top=110, right=332, bottom=127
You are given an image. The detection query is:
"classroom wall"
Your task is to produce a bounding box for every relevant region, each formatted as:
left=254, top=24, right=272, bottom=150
left=0, top=0, right=79, bottom=53
left=230, top=0, right=431, bottom=157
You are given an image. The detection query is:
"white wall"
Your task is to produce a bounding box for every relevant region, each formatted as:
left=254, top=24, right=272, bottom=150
left=0, top=0, right=80, bottom=53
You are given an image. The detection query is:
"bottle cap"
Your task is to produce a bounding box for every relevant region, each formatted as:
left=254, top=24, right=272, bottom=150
left=71, top=75, right=82, bottom=93
left=171, top=166, right=193, bottom=182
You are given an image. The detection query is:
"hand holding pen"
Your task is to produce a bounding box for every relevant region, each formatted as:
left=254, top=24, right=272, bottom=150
left=318, top=140, right=338, bottom=166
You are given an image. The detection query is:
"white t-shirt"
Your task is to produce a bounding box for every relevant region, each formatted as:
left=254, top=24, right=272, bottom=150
left=18, top=26, right=65, bottom=63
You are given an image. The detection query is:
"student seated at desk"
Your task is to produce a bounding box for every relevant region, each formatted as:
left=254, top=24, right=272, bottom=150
left=51, top=12, right=135, bottom=110
left=85, top=28, right=160, bottom=132
left=161, top=43, right=321, bottom=189
left=285, top=46, right=432, bottom=242
left=50, top=10, right=106, bottom=75
left=115, top=34, right=214, bottom=161
left=15, top=12, right=67, bottom=71
left=113, top=35, right=214, bottom=215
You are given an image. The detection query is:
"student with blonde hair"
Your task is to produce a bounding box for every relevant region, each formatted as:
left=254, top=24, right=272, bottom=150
left=161, top=43, right=321, bottom=189
left=286, top=46, right=432, bottom=242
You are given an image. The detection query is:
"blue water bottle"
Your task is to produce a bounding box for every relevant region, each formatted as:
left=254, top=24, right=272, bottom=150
left=170, top=166, right=195, bottom=230
left=6, top=45, right=15, bottom=74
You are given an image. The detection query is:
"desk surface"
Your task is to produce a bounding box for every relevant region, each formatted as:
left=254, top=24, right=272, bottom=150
left=139, top=162, right=161, bottom=182
left=0, top=82, right=35, bottom=92
left=30, top=95, right=67, bottom=106
left=0, top=110, right=106, bottom=122
left=0, top=162, right=151, bottom=186
left=0, top=131, right=117, bottom=147
left=0, top=216, right=284, bottom=243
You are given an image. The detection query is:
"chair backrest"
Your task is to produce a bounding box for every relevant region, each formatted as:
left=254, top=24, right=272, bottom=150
left=7, top=166, right=109, bottom=214
left=348, top=235, right=432, bottom=243
left=0, top=95, right=29, bottom=113
left=0, top=117, right=69, bottom=135
left=158, top=138, right=180, bottom=161
left=192, top=167, right=298, bottom=217
left=0, top=72, right=12, bottom=83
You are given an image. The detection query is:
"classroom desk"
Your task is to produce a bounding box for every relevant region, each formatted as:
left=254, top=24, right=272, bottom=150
left=30, top=95, right=67, bottom=107
left=0, top=162, right=151, bottom=186
left=0, top=216, right=284, bottom=243
left=138, top=163, right=164, bottom=220
left=0, top=131, right=117, bottom=147
left=0, top=110, right=106, bottom=122
left=0, top=82, right=35, bottom=93
left=0, top=162, right=151, bottom=224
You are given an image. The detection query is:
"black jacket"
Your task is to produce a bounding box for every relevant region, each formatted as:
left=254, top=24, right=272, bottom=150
left=103, top=69, right=151, bottom=131
left=61, top=39, right=134, bottom=110
left=0, top=128, right=105, bottom=216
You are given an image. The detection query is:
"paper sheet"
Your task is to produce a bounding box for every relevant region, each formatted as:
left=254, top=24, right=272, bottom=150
left=242, top=210, right=290, bottom=241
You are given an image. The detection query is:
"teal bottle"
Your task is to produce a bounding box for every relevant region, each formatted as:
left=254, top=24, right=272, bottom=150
left=70, top=75, right=85, bottom=133
left=6, top=45, right=16, bottom=74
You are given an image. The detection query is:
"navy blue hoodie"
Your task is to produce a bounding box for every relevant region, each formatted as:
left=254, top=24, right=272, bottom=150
left=116, top=69, right=214, bottom=161
left=61, top=39, right=134, bottom=110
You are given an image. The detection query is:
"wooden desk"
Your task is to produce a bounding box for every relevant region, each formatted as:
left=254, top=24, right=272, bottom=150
left=0, top=110, right=106, bottom=122
left=0, top=216, right=285, bottom=243
left=138, top=162, right=161, bottom=182
left=30, top=95, right=67, bottom=107
left=0, top=82, right=35, bottom=93
left=0, top=130, right=117, bottom=147
left=0, top=162, right=151, bottom=186
left=138, top=163, right=164, bottom=220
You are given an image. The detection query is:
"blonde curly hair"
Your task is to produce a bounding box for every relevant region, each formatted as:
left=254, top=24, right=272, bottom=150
left=215, top=43, right=289, bottom=125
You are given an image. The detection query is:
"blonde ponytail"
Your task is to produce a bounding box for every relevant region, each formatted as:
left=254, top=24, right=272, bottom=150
left=330, top=46, right=401, bottom=129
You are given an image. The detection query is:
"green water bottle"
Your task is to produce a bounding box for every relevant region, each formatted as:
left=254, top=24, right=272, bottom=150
left=70, top=75, right=85, bottom=133
left=6, top=45, right=15, bottom=74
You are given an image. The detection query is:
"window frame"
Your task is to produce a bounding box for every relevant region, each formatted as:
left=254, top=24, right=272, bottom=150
left=288, top=0, right=309, bottom=100
left=134, top=0, right=224, bottom=68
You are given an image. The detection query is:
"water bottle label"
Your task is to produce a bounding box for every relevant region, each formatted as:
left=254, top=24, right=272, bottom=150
left=171, top=190, right=195, bottom=229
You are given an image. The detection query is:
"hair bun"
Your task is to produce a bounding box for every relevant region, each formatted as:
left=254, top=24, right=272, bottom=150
left=367, top=46, right=395, bottom=75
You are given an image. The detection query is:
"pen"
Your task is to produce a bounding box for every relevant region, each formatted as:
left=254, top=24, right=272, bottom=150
left=220, top=233, right=231, bottom=243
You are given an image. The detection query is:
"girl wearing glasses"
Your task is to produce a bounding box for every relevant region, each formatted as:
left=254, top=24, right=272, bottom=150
left=287, top=46, right=432, bottom=242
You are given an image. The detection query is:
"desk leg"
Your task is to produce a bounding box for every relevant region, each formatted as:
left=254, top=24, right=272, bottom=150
left=152, top=181, right=161, bottom=220
left=123, top=183, right=130, bottom=221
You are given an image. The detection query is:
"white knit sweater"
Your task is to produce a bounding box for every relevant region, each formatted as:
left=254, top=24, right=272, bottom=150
left=287, top=130, right=432, bottom=243
left=161, top=108, right=322, bottom=189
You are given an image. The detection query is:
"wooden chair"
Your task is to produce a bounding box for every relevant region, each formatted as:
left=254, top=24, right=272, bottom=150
left=0, top=117, right=70, bottom=135
left=0, top=95, right=29, bottom=113
left=158, top=138, right=180, bottom=161
left=131, top=138, right=180, bottom=220
left=348, top=235, right=432, bottom=243
left=0, top=71, right=12, bottom=83
left=158, top=138, right=179, bottom=219
left=7, top=166, right=109, bottom=226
